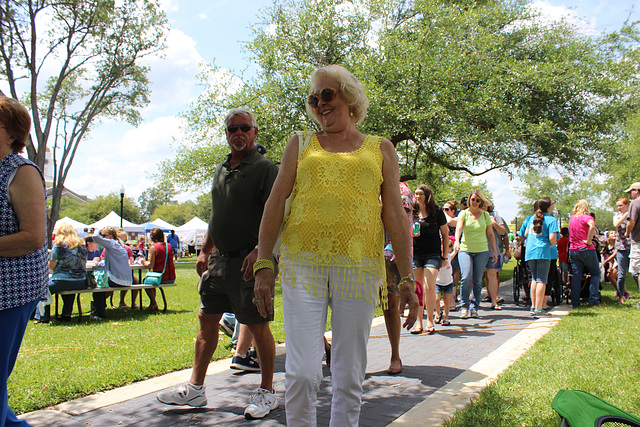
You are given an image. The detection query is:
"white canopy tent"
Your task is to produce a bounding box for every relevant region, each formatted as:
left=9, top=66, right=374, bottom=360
left=88, top=211, right=145, bottom=233
left=53, top=216, right=88, bottom=234
left=175, top=216, right=208, bottom=246
left=140, top=217, right=177, bottom=232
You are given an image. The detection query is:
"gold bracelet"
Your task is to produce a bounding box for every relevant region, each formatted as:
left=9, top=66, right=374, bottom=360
left=253, top=259, right=274, bottom=276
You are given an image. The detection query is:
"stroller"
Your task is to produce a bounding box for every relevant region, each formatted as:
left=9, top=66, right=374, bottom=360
left=512, top=243, right=530, bottom=305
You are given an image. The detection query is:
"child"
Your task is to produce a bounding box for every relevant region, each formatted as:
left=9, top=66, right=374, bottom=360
left=435, top=243, right=455, bottom=326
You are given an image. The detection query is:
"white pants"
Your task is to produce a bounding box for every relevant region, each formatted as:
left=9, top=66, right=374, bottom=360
left=282, top=259, right=377, bottom=427
left=629, top=242, right=640, bottom=275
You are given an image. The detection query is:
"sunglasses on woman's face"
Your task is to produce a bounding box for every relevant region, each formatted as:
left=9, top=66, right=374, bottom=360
left=415, top=191, right=425, bottom=196
left=470, top=198, right=482, bottom=203
left=307, top=87, right=338, bottom=108
left=443, top=207, right=452, bottom=211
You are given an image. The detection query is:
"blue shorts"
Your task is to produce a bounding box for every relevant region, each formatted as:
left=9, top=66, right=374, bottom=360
left=486, top=253, right=502, bottom=270
left=413, top=255, right=441, bottom=270
left=436, top=283, right=454, bottom=294
left=527, top=259, right=551, bottom=283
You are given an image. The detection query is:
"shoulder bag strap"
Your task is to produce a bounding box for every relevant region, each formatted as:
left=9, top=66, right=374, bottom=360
left=161, top=243, right=168, bottom=274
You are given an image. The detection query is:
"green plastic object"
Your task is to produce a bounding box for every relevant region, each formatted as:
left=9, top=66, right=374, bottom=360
left=552, top=390, right=640, bottom=426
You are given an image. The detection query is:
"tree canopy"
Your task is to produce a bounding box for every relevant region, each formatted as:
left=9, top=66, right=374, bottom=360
left=160, top=0, right=639, bottom=191
left=0, top=0, right=167, bottom=243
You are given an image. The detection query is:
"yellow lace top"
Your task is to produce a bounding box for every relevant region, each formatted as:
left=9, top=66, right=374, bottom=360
left=280, top=133, right=385, bottom=303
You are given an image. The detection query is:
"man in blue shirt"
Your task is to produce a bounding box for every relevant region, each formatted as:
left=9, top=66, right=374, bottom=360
left=166, top=230, right=180, bottom=260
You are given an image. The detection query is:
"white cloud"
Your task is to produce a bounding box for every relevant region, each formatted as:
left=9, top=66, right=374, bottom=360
left=529, top=1, right=600, bottom=34
left=139, top=28, right=206, bottom=118
left=65, top=116, right=185, bottom=201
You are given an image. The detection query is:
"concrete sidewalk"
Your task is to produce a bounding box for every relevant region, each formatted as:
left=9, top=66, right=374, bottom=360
left=22, top=281, right=567, bottom=426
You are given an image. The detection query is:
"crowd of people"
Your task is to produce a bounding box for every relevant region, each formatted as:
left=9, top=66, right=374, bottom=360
left=2, top=63, right=639, bottom=426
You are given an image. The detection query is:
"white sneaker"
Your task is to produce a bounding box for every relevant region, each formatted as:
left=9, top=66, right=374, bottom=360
left=157, top=382, right=207, bottom=407
left=460, top=307, right=469, bottom=319
left=244, top=388, right=278, bottom=419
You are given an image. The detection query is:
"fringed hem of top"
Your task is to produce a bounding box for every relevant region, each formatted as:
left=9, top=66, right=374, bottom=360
left=278, top=254, right=388, bottom=310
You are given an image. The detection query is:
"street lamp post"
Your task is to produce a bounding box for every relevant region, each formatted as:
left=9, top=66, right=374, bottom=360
left=120, top=185, right=125, bottom=228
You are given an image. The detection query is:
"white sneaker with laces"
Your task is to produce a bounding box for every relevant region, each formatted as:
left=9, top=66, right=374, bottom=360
left=244, top=388, right=278, bottom=419
left=157, top=382, right=207, bottom=407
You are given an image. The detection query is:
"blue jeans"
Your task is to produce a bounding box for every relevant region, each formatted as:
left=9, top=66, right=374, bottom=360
left=569, top=249, right=601, bottom=306
left=1, top=300, right=38, bottom=427
left=616, top=250, right=629, bottom=297
left=458, top=250, right=491, bottom=311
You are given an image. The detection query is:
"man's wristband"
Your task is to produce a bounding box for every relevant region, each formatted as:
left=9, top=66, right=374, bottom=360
left=253, top=259, right=274, bottom=275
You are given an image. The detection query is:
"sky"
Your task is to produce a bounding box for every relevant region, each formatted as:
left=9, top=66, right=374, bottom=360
left=20, top=0, right=639, bottom=223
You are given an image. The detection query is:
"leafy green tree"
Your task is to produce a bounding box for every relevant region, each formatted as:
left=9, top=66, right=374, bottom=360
left=78, top=192, right=141, bottom=225
left=515, top=169, right=614, bottom=230
left=162, top=0, right=638, bottom=189
left=151, top=202, right=195, bottom=227
left=0, top=0, right=167, bottom=245
left=194, top=192, right=213, bottom=222
left=138, top=182, right=177, bottom=222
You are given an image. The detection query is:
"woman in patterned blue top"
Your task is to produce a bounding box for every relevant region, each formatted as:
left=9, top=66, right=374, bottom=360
left=0, top=95, right=48, bottom=427
left=45, top=223, right=88, bottom=322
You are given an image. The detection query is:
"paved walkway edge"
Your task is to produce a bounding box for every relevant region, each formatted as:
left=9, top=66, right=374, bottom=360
left=21, top=344, right=289, bottom=426
left=387, top=306, right=570, bottom=426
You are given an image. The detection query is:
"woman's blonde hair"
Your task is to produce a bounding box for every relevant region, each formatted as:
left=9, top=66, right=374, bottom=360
left=54, top=223, right=85, bottom=249
left=306, top=65, right=369, bottom=124
left=572, top=199, right=590, bottom=216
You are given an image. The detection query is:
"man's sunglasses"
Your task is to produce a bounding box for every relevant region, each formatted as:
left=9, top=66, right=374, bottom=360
left=307, top=87, right=339, bottom=108
left=227, top=124, right=253, bottom=133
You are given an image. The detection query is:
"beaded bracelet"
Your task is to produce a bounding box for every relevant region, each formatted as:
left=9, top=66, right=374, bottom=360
left=398, top=273, right=414, bottom=289
left=253, top=259, right=274, bottom=276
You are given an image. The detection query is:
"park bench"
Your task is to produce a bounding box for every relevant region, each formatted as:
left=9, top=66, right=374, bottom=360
left=54, top=283, right=176, bottom=320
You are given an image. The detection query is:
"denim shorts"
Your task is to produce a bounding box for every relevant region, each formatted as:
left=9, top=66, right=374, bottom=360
left=527, top=259, right=551, bottom=283
left=413, top=254, right=442, bottom=270
left=486, top=253, right=503, bottom=270
left=436, top=282, right=454, bottom=294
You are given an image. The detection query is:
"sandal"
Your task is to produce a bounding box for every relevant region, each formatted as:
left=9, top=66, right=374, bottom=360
left=427, top=327, right=435, bottom=335
left=434, top=313, right=442, bottom=324
left=145, top=304, right=159, bottom=311
left=410, top=327, right=423, bottom=335
left=442, top=319, right=451, bottom=326
left=497, top=297, right=505, bottom=304
left=490, top=305, right=502, bottom=310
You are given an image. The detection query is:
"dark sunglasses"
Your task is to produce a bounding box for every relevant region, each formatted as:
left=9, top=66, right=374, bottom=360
left=443, top=207, right=452, bottom=211
left=226, top=124, right=253, bottom=133
left=307, top=87, right=338, bottom=108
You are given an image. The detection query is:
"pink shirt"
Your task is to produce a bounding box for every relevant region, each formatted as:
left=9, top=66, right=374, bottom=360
left=568, top=214, right=595, bottom=251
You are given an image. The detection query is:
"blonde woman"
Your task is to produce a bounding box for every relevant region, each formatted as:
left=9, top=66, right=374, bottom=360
left=568, top=199, right=601, bottom=307
left=454, top=189, right=498, bottom=319
left=254, top=65, right=418, bottom=426
left=43, top=223, right=89, bottom=322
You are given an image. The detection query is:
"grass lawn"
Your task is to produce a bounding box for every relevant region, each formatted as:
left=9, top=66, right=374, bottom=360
left=444, top=274, right=640, bottom=426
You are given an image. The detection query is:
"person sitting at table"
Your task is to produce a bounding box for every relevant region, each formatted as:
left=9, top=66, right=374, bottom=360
left=91, top=227, right=133, bottom=320
left=85, top=236, right=101, bottom=262
left=141, top=227, right=176, bottom=310
left=36, top=223, right=88, bottom=323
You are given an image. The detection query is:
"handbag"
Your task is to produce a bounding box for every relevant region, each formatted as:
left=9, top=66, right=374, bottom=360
left=144, top=243, right=168, bottom=285
left=273, top=131, right=312, bottom=255
left=86, top=272, right=97, bottom=289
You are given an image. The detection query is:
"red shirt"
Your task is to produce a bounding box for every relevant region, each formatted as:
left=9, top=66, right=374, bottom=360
left=557, top=236, right=570, bottom=263
left=152, top=242, right=175, bottom=282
